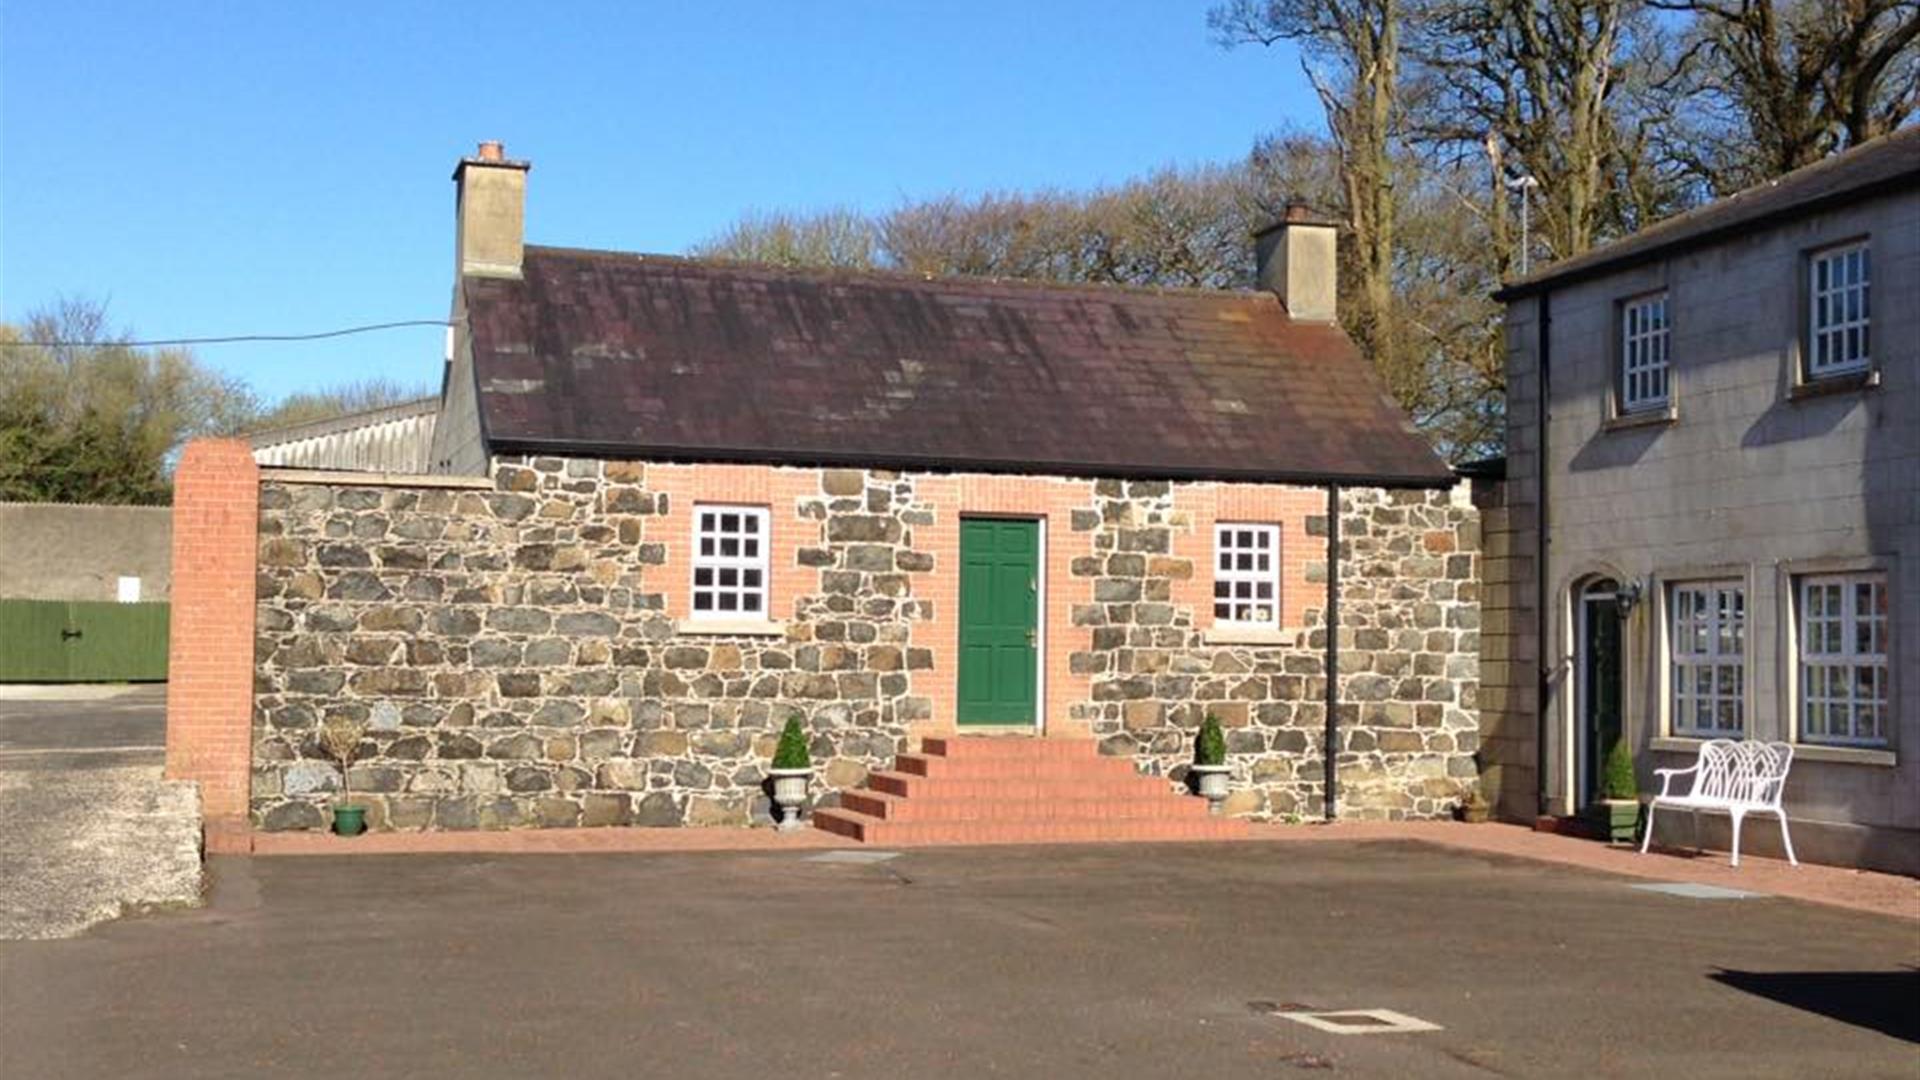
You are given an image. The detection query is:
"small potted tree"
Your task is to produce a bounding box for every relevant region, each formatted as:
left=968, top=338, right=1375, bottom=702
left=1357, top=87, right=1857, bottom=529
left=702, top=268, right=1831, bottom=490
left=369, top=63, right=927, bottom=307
left=1189, top=712, right=1231, bottom=815
left=318, top=716, right=370, bottom=837
left=1589, top=737, right=1640, bottom=843
left=767, top=712, right=813, bottom=831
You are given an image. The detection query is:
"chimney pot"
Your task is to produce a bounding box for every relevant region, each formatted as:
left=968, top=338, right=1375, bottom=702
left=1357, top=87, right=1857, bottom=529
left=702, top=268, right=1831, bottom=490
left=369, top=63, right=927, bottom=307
left=1284, top=200, right=1312, bottom=223
left=477, top=140, right=505, bottom=162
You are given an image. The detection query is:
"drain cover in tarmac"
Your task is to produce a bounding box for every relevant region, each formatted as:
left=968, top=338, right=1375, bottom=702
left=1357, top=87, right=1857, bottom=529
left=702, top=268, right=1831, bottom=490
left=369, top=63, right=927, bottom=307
left=803, top=850, right=902, bottom=864
left=1629, top=882, right=1765, bottom=900
left=1269, top=1008, right=1442, bottom=1035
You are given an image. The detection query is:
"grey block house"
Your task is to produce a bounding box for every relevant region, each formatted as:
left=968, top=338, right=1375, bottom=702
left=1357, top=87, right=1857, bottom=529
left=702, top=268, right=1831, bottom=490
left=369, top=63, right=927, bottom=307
left=1483, top=127, right=1918, bottom=872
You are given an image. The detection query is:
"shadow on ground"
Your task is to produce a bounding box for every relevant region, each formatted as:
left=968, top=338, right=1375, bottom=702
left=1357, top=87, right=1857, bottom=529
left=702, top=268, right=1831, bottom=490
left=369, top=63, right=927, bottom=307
left=1712, top=968, right=1920, bottom=1044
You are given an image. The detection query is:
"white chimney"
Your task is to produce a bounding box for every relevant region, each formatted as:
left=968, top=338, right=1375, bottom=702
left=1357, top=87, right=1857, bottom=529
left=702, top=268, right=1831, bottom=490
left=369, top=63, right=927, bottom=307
left=1254, top=201, right=1338, bottom=322
left=452, top=140, right=529, bottom=279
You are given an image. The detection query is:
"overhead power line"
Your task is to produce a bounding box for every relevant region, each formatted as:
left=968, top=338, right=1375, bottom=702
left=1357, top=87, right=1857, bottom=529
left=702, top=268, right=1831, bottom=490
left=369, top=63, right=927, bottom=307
left=5, top=319, right=454, bottom=349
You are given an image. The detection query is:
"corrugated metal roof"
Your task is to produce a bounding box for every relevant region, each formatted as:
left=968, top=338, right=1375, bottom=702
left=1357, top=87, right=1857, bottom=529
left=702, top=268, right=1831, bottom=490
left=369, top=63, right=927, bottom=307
left=248, top=398, right=439, bottom=474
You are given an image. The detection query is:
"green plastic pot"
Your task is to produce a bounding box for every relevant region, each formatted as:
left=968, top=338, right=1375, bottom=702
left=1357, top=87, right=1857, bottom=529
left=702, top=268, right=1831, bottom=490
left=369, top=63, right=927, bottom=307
left=332, top=805, right=367, bottom=837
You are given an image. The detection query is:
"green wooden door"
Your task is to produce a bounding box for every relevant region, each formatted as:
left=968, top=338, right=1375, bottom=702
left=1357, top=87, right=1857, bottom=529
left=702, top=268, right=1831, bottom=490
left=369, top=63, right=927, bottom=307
left=958, top=519, right=1039, bottom=725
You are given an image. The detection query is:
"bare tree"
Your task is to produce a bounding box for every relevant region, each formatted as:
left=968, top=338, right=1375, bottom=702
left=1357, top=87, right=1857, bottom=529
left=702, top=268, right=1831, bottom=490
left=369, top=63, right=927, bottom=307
left=690, top=207, right=882, bottom=269
left=1655, top=0, right=1920, bottom=189
left=1211, top=0, right=1407, bottom=381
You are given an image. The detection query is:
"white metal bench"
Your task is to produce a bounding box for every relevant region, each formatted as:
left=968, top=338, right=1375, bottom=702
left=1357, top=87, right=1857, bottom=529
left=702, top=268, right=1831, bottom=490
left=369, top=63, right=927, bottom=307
left=1639, top=739, right=1798, bottom=868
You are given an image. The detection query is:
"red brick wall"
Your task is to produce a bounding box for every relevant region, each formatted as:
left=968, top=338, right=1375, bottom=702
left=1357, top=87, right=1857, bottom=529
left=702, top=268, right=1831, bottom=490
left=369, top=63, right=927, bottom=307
left=164, top=439, right=260, bottom=851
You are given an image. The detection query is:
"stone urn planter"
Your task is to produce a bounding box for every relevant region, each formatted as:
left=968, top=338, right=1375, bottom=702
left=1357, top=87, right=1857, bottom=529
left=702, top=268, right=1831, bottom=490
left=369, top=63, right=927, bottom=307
left=1190, top=712, right=1231, bottom=815
left=1190, top=764, right=1232, bottom=815
left=768, top=768, right=813, bottom=831
left=768, top=712, right=814, bottom=831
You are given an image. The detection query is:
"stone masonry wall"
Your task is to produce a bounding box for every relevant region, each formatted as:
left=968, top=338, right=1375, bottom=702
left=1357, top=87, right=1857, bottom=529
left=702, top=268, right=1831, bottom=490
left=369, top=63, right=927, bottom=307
left=250, top=459, right=1479, bottom=830
left=1072, top=483, right=1480, bottom=820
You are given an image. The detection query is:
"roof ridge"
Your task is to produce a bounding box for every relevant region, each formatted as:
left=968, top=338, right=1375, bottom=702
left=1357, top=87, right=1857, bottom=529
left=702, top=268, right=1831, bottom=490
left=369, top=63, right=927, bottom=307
left=521, top=244, right=1281, bottom=305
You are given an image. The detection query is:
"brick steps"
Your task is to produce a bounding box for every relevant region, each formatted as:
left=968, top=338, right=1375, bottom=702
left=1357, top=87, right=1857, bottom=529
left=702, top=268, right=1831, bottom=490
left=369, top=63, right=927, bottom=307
left=841, top=790, right=1215, bottom=823
left=813, top=809, right=1245, bottom=845
left=893, top=752, right=1143, bottom=780
left=816, top=735, right=1248, bottom=846
left=866, top=770, right=1169, bottom=801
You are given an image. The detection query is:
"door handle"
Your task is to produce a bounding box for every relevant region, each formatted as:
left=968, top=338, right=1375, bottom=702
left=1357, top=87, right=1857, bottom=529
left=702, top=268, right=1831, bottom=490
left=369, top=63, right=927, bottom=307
left=1026, top=628, right=1036, bottom=646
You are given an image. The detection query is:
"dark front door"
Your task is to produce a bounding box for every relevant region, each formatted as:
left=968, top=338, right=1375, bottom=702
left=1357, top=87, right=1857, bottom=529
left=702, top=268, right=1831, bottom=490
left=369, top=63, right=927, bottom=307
left=1580, top=583, right=1623, bottom=805
left=957, top=519, right=1039, bottom=726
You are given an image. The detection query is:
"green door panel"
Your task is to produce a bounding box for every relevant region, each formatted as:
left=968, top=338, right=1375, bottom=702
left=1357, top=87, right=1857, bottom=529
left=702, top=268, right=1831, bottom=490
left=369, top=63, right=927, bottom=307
left=0, top=600, right=75, bottom=681
left=65, top=602, right=171, bottom=682
left=0, top=600, right=170, bottom=682
left=957, top=519, right=1039, bottom=725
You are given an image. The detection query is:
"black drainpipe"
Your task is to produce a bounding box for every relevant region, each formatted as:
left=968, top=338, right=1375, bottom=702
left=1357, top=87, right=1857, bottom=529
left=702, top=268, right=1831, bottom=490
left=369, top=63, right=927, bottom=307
left=1534, top=290, right=1553, bottom=820
left=1324, top=482, right=1342, bottom=821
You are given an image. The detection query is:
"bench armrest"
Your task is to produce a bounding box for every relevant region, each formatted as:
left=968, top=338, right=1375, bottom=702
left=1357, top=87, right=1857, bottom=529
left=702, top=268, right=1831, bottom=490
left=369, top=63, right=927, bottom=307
left=1651, top=765, right=1696, bottom=798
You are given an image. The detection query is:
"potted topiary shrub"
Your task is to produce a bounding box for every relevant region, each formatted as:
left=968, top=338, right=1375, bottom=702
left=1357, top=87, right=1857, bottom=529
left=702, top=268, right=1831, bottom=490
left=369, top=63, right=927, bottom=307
left=1588, top=737, right=1640, bottom=843
left=767, top=712, right=813, bottom=831
left=318, top=716, right=370, bottom=837
left=1189, top=712, right=1231, bottom=815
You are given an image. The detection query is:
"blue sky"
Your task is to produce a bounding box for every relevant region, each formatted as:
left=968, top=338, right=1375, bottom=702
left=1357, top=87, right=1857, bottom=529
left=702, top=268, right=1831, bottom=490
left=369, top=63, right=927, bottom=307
left=2, top=1, right=1316, bottom=401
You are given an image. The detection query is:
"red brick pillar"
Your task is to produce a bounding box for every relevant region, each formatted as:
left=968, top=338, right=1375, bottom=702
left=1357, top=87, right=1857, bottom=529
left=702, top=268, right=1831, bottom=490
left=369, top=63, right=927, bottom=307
left=164, top=439, right=261, bottom=853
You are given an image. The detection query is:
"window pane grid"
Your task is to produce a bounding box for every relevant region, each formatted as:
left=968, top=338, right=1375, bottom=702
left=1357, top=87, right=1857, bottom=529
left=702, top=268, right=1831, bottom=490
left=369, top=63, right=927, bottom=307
left=1809, top=243, right=1870, bottom=377
left=691, top=506, right=769, bottom=617
left=1621, top=293, right=1670, bottom=411
left=1213, top=523, right=1279, bottom=627
left=1671, top=582, right=1744, bottom=736
left=1799, top=574, right=1889, bottom=747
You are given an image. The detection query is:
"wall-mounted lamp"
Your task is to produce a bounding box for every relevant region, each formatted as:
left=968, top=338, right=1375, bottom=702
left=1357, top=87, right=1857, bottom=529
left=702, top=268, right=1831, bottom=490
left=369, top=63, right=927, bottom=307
left=1615, top=580, right=1644, bottom=618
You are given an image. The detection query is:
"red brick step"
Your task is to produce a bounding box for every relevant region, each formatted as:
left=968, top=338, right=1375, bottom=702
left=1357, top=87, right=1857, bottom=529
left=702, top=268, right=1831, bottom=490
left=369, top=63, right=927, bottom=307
left=816, top=735, right=1248, bottom=846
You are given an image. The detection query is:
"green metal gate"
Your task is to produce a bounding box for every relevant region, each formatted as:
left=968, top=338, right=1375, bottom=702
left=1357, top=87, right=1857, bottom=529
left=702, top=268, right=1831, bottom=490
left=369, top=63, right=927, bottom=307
left=0, top=600, right=170, bottom=682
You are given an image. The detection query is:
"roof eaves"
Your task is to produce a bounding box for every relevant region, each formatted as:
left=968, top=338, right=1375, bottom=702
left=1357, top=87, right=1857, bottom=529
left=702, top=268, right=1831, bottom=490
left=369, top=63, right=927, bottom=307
left=483, top=435, right=1459, bottom=490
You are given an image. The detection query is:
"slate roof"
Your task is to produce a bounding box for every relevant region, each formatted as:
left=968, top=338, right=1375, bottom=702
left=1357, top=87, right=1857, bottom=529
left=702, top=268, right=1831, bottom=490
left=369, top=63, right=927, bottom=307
left=1496, top=124, right=1920, bottom=299
left=461, top=246, right=1453, bottom=487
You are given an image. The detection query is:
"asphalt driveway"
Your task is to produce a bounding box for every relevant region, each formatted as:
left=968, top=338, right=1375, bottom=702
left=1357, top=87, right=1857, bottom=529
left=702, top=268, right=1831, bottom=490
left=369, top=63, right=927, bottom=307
left=0, top=685, right=198, bottom=940
left=0, top=683, right=166, bottom=769
left=2, top=842, right=1913, bottom=1078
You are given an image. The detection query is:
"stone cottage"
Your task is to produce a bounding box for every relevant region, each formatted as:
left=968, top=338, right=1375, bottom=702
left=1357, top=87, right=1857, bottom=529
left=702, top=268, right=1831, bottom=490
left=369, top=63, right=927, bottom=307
left=165, top=142, right=1481, bottom=848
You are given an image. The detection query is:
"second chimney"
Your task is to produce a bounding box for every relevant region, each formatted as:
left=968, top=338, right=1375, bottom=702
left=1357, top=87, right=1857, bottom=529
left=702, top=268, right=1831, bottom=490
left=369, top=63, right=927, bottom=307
left=453, top=140, right=530, bottom=279
left=1254, top=202, right=1338, bottom=322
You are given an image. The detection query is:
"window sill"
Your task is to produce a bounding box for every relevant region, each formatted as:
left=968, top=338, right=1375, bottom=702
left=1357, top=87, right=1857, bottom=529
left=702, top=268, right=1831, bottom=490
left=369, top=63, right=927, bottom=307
left=1202, top=625, right=1299, bottom=647
left=1649, top=736, right=1708, bottom=755
left=674, top=618, right=788, bottom=638
left=1602, top=405, right=1676, bottom=433
left=1648, top=736, right=1894, bottom=767
left=1789, top=368, right=1879, bottom=401
left=1789, top=743, right=1896, bottom=767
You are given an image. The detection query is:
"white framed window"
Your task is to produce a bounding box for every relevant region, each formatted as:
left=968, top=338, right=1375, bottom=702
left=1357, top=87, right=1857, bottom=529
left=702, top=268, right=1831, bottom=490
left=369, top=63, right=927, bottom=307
left=1213, top=523, right=1279, bottom=627
left=691, top=505, right=769, bottom=618
left=1808, top=241, right=1870, bottom=377
left=1799, top=573, right=1889, bottom=747
left=1670, top=581, right=1745, bottom=737
left=1620, top=292, right=1670, bottom=411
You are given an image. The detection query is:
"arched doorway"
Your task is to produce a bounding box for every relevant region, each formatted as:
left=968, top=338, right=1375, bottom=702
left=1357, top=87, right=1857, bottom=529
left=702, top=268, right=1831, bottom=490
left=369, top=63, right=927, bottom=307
left=1575, top=578, right=1624, bottom=807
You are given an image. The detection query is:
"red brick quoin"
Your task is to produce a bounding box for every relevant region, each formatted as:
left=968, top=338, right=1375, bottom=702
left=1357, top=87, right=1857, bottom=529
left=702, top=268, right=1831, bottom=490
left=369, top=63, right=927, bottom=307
left=164, top=439, right=260, bottom=853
